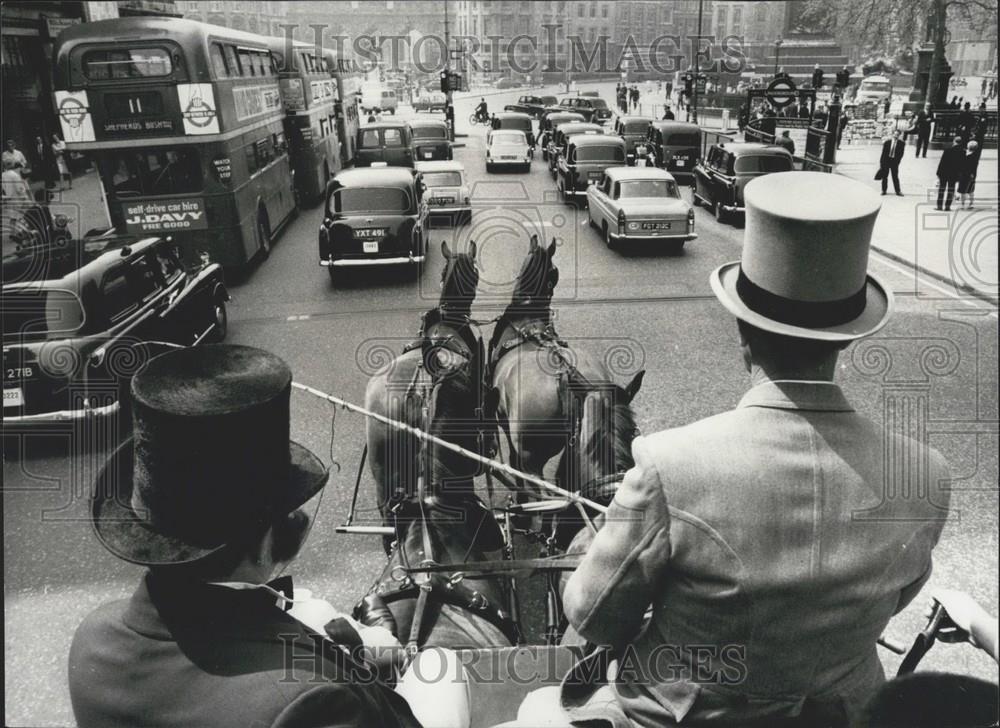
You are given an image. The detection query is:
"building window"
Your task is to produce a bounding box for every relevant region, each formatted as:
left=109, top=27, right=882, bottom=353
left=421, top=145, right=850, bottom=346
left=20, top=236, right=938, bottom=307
left=577, top=5, right=583, bottom=17
left=756, top=4, right=767, bottom=21
left=733, top=8, right=742, bottom=27
left=602, top=5, right=608, bottom=18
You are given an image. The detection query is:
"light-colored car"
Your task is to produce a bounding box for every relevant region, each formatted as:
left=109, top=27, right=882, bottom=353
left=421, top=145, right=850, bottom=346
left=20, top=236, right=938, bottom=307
left=586, top=167, right=696, bottom=250
left=413, top=91, right=447, bottom=112
left=360, top=85, right=398, bottom=114
left=416, top=160, right=471, bottom=225
left=486, top=129, right=531, bottom=173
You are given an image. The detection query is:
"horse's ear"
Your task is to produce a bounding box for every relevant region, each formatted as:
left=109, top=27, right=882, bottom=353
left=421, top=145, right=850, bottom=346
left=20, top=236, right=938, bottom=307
left=468, top=240, right=477, bottom=260
left=623, top=370, right=645, bottom=403
left=547, top=238, right=558, bottom=258
left=441, top=240, right=452, bottom=259
left=529, top=234, right=539, bottom=252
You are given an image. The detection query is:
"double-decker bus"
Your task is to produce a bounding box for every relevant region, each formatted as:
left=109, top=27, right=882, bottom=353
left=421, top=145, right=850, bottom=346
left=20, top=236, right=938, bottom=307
left=270, top=37, right=341, bottom=205
left=53, top=17, right=296, bottom=268
left=330, top=56, right=363, bottom=166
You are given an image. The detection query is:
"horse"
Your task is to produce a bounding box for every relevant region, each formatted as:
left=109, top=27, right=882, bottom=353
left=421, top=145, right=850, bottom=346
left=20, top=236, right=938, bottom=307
left=357, top=241, right=516, bottom=649
left=364, top=240, right=489, bottom=515
left=487, top=235, right=644, bottom=499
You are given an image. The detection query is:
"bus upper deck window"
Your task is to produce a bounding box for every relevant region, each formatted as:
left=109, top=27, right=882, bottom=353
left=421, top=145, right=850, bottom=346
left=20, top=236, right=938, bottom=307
left=210, top=43, right=228, bottom=78
left=83, top=48, right=172, bottom=80
left=224, top=45, right=239, bottom=76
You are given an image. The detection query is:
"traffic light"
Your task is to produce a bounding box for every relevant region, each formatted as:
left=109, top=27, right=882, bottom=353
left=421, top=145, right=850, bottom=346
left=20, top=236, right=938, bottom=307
left=684, top=74, right=694, bottom=97
left=439, top=71, right=462, bottom=92
left=440, top=71, right=448, bottom=92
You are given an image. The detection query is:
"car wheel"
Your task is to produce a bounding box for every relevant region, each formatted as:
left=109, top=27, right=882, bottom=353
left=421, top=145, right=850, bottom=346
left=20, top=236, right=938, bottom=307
left=256, top=215, right=271, bottom=260
left=208, top=296, right=228, bottom=342
left=542, top=150, right=548, bottom=161
left=714, top=200, right=727, bottom=224
left=691, top=189, right=701, bottom=207
left=486, top=162, right=493, bottom=173
left=328, top=265, right=344, bottom=286
left=602, top=222, right=615, bottom=249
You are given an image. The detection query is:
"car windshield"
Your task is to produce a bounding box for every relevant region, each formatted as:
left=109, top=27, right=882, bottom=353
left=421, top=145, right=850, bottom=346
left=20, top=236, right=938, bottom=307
left=618, top=179, right=679, bottom=199
left=493, top=131, right=525, bottom=144
left=333, top=187, right=410, bottom=213
left=99, top=147, right=202, bottom=197
left=412, top=126, right=447, bottom=139
left=500, top=120, right=531, bottom=131
left=421, top=171, right=462, bottom=187
left=2, top=289, right=85, bottom=341
left=861, top=81, right=891, bottom=92
left=664, top=133, right=700, bottom=146
left=734, top=155, right=793, bottom=173
left=573, top=145, right=625, bottom=162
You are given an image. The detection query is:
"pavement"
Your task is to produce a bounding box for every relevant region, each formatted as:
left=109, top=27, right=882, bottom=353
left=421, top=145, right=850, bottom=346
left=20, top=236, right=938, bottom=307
left=835, top=144, right=999, bottom=303
left=4, top=81, right=999, bottom=727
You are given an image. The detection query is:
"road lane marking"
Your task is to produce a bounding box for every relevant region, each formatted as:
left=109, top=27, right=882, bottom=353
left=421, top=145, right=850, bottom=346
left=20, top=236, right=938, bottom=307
left=870, top=251, right=998, bottom=318
left=286, top=314, right=312, bottom=321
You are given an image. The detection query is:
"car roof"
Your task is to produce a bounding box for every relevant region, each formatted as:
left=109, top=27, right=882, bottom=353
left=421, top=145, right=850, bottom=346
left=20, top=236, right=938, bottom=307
left=415, top=160, right=465, bottom=173
left=715, top=142, right=792, bottom=156
left=618, top=116, right=652, bottom=124
left=3, top=236, right=162, bottom=290
left=332, top=167, right=416, bottom=186
left=570, top=134, right=625, bottom=147
left=407, top=118, right=447, bottom=128
left=650, top=120, right=701, bottom=132
left=604, top=167, right=675, bottom=181
left=360, top=121, right=408, bottom=129
left=495, top=111, right=532, bottom=119
left=558, top=122, right=603, bottom=132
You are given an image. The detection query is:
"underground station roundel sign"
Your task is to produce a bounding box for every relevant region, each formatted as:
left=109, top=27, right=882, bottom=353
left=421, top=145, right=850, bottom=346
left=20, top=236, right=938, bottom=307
left=766, top=78, right=797, bottom=108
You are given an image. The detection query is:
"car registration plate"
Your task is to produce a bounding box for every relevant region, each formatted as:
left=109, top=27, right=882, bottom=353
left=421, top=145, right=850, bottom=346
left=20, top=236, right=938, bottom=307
left=354, top=228, right=387, bottom=240
left=423, top=151, right=434, bottom=159
left=363, top=241, right=380, bottom=253
left=501, top=155, right=518, bottom=160
left=4, top=387, right=24, bottom=408
left=431, top=197, right=455, bottom=205
left=588, top=171, right=603, bottom=179
left=641, top=222, right=672, bottom=230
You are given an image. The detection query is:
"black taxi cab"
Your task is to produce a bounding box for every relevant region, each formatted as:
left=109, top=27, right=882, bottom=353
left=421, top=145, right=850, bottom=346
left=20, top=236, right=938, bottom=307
left=318, top=167, right=427, bottom=284
left=539, top=110, right=585, bottom=160
left=2, top=234, right=228, bottom=426
left=355, top=121, right=415, bottom=167
left=643, top=121, right=702, bottom=185
left=612, top=115, right=652, bottom=165
left=692, top=142, right=794, bottom=224
left=408, top=118, right=453, bottom=162
left=555, top=134, right=627, bottom=203
left=489, top=112, right=535, bottom=151
left=547, top=121, right=604, bottom=176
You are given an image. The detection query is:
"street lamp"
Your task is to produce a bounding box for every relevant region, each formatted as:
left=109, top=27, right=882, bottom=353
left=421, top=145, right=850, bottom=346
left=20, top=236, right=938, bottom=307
left=773, top=37, right=783, bottom=78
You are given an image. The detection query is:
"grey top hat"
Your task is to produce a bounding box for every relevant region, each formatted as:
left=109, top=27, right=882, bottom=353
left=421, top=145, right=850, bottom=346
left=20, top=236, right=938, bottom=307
left=710, top=172, right=893, bottom=341
left=92, top=345, right=328, bottom=566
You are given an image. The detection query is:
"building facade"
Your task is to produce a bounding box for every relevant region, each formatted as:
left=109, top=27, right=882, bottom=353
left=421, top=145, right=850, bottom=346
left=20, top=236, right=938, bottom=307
left=175, top=0, right=288, bottom=36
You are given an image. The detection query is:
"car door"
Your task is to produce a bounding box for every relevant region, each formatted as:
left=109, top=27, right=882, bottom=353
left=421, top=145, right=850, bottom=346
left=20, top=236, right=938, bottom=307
left=695, top=147, right=714, bottom=202
left=590, top=174, right=613, bottom=224
left=357, top=127, right=382, bottom=166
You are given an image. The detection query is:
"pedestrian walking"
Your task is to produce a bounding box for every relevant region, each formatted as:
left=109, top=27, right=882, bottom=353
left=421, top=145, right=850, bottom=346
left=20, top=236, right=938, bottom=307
left=2, top=139, right=29, bottom=175
left=811, top=64, right=824, bottom=90
left=876, top=130, right=905, bottom=196
left=52, top=134, right=71, bottom=190
left=33, top=134, right=58, bottom=189
left=911, top=103, right=934, bottom=157
left=2, top=158, right=32, bottom=200
left=837, top=110, right=851, bottom=149
left=957, top=102, right=975, bottom=142
left=936, top=136, right=965, bottom=210
left=958, top=140, right=981, bottom=209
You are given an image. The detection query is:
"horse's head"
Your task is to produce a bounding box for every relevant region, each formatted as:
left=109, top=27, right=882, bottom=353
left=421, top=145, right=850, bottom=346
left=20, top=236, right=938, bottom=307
left=511, top=235, right=559, bottom=308
left=570, top=370, right=645, bottom=502
left=439, top=240, right=479, bottom=311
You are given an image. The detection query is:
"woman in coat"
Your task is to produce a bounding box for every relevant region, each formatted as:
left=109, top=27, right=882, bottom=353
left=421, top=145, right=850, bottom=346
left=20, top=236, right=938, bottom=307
left=958, top=140, right=981, bottom=209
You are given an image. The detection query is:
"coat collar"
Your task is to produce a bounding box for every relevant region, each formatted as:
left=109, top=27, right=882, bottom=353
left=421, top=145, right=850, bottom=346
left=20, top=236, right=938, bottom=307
left=737, top=380, right=855, bottom=413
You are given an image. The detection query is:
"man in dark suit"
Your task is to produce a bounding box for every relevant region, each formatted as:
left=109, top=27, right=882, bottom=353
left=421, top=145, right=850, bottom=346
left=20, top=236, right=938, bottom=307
left=878, top=129, right=905, bottom=195
left=68, top=345, right=425, bottom=728
left=913, top=103, right=934, bottom=157
left=936, top=135, right=966, bottom=210
left=811, top=63, right=824, bottom=90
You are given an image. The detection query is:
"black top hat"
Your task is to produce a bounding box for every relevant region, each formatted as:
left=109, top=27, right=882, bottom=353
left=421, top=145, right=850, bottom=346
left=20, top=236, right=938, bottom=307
left=92, top=345, right=328, bottom=566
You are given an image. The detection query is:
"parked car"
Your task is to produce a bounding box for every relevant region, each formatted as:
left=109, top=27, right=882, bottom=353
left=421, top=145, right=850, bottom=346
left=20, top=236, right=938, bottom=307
left=489, top=111, right=535, bottom=151
left=612, top=115, right=653, bottom=165
left=555, top=134, right=627, bottom=204
left=643, top=121, right=702, bottom=185
left=578, top=90, right=600, bottom=98
left=360, top=85, right=398, bottom=114
left=586, top=167, right=696, bottom=250
left=355, top=122, right=414, bottom=167
left=412, top=91, right=448, bottom=113
left=539, top=111, right=585, bottom=160
left=318, top=167, right=427, bottom=283
left=416, top=160, right=471, bottom=226
left=547, top=121, right=605, bottom=176
left=504, top=95, right=555, bottom=119
left=558, top=96, right=613, bottom=124
left=408, top=118, right=452, bottom=161
left=692, top=142, right=794, bottom=223
left=856, top=74, right=893, bottom=105
left=2, top=235, right=228, bottom=425
left=486, top=129, right=532, bottom=173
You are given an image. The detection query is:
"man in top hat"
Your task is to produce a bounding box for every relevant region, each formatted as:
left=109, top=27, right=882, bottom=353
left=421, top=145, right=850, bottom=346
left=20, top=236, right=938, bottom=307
left=68, top=345, right=427, bottom=728
left=508, top=173, right=951, bottom=728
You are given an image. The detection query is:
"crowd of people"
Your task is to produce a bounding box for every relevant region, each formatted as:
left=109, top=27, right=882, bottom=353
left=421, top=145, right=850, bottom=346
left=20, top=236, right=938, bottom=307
left=0, top=133, right=73, bottom=202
